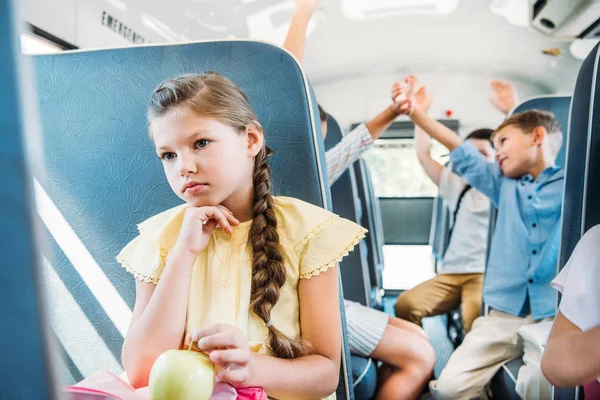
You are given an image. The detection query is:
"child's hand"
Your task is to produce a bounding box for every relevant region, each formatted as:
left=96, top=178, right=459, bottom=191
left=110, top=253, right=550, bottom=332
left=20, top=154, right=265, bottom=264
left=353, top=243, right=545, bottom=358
left=414, top=85, right=433, bottom=113
left=192, top=324, right=253, bottom=387
left=295, top=0, right=320, bottom=14
left=489, top=79, right=518, bottom=115
left=391, top=75, right=418, bottom=115
left=173, top=205, right=240, bottom=257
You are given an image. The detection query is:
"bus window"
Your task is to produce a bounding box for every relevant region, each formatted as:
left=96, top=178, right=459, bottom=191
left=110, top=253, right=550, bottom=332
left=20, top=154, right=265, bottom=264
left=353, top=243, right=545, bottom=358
left=362, top=137, right=447, bottom=290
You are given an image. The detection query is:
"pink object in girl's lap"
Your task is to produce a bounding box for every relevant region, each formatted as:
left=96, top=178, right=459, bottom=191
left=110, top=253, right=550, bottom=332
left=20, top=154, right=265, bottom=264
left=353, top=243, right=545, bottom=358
left=66, top=370, right=267, bottom=400
left=65, top=370, right=147, bottom=400
left=63, top=386, right=122, bottom=400
left=236, top=386, right=269, bottom=400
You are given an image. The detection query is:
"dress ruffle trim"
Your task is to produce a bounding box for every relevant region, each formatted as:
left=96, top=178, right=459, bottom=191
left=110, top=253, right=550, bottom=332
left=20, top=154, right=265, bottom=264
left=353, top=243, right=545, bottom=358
left=116, top=255, right=160, bottom=284
left=292, top=214, right=337, bottom=254
left=299, top=228, right=367, bottom=279
left=137, top=223, right=170, bottom=260
left=115, top=224, right=169, bottom=284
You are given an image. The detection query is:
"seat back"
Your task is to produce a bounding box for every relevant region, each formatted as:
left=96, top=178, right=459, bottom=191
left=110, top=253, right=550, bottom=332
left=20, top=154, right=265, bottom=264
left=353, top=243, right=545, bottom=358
left=353, top=160, right=384, bottom=306
left=363, top=161, right=386, bottom=263
left=323, top=115, right=371, bottom=306
left=0, top=1, right=59, bottom=397
left=514, top=96, right=571, bottom=166
left=553, top=43, right=600, bottom=400
left=30, top=41, right=353, bottom=398
left=430, top=195, right=450, bottom=270
left=558, top=50, right=600, bottom=268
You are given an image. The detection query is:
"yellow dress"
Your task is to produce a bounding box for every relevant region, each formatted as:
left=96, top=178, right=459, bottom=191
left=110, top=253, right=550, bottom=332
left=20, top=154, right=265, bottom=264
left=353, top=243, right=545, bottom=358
left=117, top=196, right=367, bottom=400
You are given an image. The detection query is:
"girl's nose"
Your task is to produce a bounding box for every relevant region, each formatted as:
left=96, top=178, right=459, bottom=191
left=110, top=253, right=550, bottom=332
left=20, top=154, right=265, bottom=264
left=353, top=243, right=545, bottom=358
left=178, top=154, right=198, bottom=176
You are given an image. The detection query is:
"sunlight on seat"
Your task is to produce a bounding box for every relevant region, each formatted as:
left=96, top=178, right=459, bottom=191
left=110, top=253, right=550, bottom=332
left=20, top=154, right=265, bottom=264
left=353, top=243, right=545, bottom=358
left=42, top=257, right=123, bottom=378
left=34, top=178, right=132, bottom=336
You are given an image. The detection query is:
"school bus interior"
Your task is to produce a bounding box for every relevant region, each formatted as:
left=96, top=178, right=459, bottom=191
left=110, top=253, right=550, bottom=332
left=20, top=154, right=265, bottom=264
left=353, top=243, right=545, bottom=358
left=4, top=0, right=600, bottom=399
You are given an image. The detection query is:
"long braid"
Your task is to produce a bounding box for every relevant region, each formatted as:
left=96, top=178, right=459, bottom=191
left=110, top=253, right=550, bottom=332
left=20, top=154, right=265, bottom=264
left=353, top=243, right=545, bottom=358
left=248, top=146, right=313, bottom=359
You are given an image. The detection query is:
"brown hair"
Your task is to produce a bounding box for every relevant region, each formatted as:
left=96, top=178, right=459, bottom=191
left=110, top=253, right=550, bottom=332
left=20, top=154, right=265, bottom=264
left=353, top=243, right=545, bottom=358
left=318, top=104, right=328, bottom=123
left=148, top=72, right=312, bottom=359
left=465, top=128, right=494, bottom=144
left=494, top=110, right=563, bottom=156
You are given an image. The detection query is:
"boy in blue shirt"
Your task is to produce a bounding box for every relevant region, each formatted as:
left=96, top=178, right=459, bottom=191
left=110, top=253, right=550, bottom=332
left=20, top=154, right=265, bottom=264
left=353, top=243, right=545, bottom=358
left=392, top=76, right=564, bottom=399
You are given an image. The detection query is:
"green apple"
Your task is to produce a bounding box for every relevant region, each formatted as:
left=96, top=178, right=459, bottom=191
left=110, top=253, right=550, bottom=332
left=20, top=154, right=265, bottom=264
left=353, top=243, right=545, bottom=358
left=149, top=349, right=215, bottom=400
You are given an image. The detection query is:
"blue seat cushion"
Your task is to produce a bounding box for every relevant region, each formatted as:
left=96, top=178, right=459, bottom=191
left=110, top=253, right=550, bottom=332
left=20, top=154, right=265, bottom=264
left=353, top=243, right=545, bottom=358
left=351, top=355, right=377, bottom=400
left=490, top=357, right=523, bottom=400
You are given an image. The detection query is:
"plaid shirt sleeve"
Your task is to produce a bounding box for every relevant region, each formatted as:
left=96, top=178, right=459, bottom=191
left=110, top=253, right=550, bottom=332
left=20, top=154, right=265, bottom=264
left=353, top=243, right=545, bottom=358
left=325, top=123, right=373, bottom=185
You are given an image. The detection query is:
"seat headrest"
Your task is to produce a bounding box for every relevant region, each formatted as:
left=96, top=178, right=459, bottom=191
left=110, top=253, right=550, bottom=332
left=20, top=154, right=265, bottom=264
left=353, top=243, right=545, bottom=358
left=559, top=42, right=600, bottom=267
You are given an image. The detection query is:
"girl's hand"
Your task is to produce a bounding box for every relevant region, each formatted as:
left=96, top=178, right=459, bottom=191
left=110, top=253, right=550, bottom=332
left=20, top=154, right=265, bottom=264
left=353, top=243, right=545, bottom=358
left=173, top=205, right=240, bottom=257
left=192, top=324, right=253, bottom=387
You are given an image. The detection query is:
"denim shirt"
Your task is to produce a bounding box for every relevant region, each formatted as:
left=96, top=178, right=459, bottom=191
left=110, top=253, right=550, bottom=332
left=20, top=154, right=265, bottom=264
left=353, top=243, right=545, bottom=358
left=450, top=141, right=564, bottom=320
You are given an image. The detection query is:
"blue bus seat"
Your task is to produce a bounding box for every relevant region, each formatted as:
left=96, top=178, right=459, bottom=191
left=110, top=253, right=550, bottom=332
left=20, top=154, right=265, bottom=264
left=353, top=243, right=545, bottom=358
left=550, top=42, right=600, bottom=400
left=323, top=115, right=372, bottom=307
left=0, top=1, right=59, bottom=397
left=30, top=41, right=354, bottom=399
left=353, top=159, right=384, bottom=309
left=323, top=115, right=377, bottom=399
left=363, top=160, right=387, bottom=269
left=430, top=195, right=450, bottom=268
left=351, top=355, right=378, bottom=400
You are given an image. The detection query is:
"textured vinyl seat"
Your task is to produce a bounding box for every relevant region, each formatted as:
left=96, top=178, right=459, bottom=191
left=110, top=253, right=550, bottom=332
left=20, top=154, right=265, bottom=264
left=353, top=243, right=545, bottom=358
left=0, top=2, right=58, bottom=398
left=323, top=115, right=372, bottom=307
left=353, top=159, right=385, bottom=309
left=30, top=41, right=354, bottom=399
left=550, top=42, right=600, bottom=400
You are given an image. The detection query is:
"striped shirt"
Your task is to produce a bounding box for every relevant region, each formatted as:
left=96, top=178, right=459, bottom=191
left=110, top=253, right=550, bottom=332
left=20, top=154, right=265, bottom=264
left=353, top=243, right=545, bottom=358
left=326, top=123, right=373, bottom=185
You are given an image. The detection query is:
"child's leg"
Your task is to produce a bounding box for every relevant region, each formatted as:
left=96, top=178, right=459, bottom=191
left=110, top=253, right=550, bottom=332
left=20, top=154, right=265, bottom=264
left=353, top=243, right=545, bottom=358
left=388, top=314, right=429, bottom=340
left=345, top=302, right=435, bottom=400
left=370, top=317, right=435, bottom=400
left=344, top=300, right=390, bottom=357
left=515, top=319, right=553, bottom=400
left=430, top=310, right=531, bottom=399
left=394, top=274, right=462, bottom=327
left=460, top=273, right=484, bottom=332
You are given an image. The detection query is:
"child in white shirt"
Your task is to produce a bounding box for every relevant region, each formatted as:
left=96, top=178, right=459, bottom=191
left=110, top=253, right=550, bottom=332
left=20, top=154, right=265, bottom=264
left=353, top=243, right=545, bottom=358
left=541, top=225, right=600, bottom=398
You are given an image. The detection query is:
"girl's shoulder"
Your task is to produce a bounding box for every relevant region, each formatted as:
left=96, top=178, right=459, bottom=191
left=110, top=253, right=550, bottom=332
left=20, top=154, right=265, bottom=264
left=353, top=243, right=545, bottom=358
left=273, top=196, right=341, bottom=246
left=273, top=196, right=332, bottom=225
left=273, top=197, right=367, bottom=279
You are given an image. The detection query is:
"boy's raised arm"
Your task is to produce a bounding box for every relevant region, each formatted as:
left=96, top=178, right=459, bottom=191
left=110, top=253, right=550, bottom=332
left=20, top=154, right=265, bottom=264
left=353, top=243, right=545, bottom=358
left=489, top=79, right=519, bottom=116
left=392, top=75, right=503, bottom=203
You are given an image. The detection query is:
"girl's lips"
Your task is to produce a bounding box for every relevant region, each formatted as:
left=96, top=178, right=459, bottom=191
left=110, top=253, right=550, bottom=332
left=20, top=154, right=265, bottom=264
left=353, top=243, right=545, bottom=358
left=184, top=183, right=208, bottom=193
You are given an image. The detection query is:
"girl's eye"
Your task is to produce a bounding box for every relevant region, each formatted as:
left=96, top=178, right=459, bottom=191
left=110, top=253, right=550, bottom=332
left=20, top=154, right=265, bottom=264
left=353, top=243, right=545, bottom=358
left=501, top=138, right=507, bottom=144
left=195, top=139, right=210, bottom=149
left=161, top=152, right=176, bottom=160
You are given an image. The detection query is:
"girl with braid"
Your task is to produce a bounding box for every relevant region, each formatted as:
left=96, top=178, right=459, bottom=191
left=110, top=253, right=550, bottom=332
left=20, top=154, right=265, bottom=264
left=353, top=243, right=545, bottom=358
left=117, top=72, right=366, bottom=399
